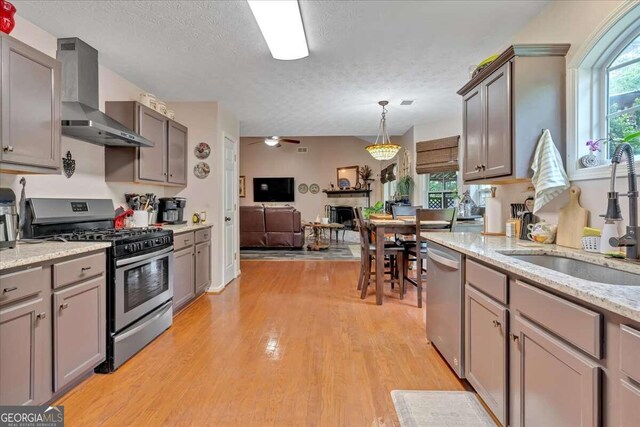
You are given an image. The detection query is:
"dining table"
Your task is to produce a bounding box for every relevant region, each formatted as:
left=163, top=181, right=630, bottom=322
left=366, top=217, right=451, bottom=305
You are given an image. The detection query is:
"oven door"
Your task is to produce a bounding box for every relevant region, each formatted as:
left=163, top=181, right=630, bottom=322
left=114, top=246, right=174, bottom=332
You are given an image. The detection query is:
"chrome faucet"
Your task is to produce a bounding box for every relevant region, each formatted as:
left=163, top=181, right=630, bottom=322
left=605, top=143, right=639, bottom=261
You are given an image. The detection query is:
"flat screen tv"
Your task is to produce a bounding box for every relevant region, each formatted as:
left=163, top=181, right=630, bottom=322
left=253, top=177, right=295, bottom=202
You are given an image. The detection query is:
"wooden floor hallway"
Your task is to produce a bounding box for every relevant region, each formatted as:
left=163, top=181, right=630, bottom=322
left=55, top=260, right=465, bottom=426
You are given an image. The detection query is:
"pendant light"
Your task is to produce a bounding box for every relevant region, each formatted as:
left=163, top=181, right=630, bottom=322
left=366, top=101, right=401, bottom=161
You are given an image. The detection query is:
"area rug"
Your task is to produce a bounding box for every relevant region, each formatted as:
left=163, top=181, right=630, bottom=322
left=391, top=390, right=495, bottom=427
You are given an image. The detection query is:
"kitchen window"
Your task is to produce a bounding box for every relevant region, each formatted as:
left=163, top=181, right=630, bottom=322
left=424, top=172, right=458, bottom=209
left=567, top=3, right=640, bottom=180
left=606, top=33, right=640, bottom=158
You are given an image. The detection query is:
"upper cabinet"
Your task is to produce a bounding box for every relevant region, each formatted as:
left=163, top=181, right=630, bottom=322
left=458, top=44, right=570, bottom=184
left=104, top=101, right=188, bottom=186
left=0, top=34, right=61, bottom=174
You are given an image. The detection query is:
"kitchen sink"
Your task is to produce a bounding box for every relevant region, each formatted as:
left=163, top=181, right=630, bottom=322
left=505, top=254, right=640, bottom=286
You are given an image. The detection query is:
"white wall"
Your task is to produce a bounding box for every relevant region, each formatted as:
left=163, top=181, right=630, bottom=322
left=503, top=0, right=631, bottom=229
left=1, top=16, right=240, bottom=290
left=239, top=136, right=382, bottom=221
left=0, top=15, right=164, bottom=207
left=166, top=102, right=240, bottom=289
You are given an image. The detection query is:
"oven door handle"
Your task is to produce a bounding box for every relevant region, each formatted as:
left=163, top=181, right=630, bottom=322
left=115, top=301, right=172, bottom=342
left=116, top=246, right=173, bottom=267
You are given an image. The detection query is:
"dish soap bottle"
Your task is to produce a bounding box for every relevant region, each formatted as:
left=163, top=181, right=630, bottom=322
left=600, top=220, right=619, bottom=254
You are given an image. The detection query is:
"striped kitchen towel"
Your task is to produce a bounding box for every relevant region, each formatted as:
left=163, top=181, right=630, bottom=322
left=531, top=129, right=569, bottom=214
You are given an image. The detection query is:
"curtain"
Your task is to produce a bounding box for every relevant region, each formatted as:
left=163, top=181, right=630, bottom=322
left=415, top=136, right=460, bottom=174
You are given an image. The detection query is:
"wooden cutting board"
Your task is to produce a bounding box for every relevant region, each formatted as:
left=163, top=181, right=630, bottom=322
left=556, top=186, right=588, bottom=249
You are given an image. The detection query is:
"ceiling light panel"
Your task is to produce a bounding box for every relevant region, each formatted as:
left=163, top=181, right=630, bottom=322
left=248, top=0, right=309, bottom=61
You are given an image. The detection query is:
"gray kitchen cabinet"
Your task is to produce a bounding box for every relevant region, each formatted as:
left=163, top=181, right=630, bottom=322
left=172, top=246, right=195, bottom=312
left=465, top=284, right=508, bottom=426
left=138, top=105, right=167, bottom=182
left=168, top=120, right=188, bottom=185
left=462, top=87, right=484, bottom=181
left=510, top=314, right=600, bottom=427
left=483, top=63, right=511, bottom=178
left=0, top=33, right=61, bottom=173
left=53, top=275, right=105, bottom=391
left=0, top=295, right=49, bottom=405
left=458, top=44, right=569, bottom=184
left=195, top=241, right=211, bottom=294
left=104, top=101, right=187, bottom=186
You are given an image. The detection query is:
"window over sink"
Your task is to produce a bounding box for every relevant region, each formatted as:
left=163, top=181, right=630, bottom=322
left=567, top=2, right=640, bottom=180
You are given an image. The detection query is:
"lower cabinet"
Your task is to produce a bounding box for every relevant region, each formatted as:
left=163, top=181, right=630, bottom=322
left=172, top=246, right=195, bottom=312
left=195, top=241, right=211, bottom=294
left=510, top=315, right=600, bottom=427
left=465, top=284, right=508, bottom=425
left=0, top=295, right=49, bottom=405
left=53, top=275, right=105, bottom=391
left=171, top=228, right=212, bottom=315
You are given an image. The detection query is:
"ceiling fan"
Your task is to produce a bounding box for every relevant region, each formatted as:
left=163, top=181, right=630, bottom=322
left=247, top=136, right=301, bottom=148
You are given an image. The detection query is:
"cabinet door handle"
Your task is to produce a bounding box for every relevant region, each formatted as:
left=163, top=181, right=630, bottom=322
left=492, top=320, right=501, bottom=328
left=36, top=312, right=46, bottom=320
left=3, top=287, right=17, bottom=293
left=509, top=333, right=519, bottom=342
left=60, top=303, right=69, bottom=310
left=3, top=145, right=14, bottom=152
left=475, top=165, right=481, bottom=171
left=481, top=164, right=486, bottom=170
left=81, top=266, right=92, bottom=272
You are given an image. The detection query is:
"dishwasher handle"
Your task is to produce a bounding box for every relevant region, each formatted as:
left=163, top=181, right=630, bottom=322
left=427, top=248, right=460, bottom=270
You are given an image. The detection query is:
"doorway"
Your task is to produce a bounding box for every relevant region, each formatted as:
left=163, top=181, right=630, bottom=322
left=223, top=135, right=237, bottom=284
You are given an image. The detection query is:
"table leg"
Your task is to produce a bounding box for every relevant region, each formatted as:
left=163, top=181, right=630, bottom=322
left=375, top=225, right=384, bottom=305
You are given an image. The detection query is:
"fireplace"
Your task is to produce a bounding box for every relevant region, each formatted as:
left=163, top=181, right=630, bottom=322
left=326, top=205, right=356, bottom=240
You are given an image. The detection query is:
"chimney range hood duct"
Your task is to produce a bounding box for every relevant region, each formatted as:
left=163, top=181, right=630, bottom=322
left=56, top=38, right=153, bottom=148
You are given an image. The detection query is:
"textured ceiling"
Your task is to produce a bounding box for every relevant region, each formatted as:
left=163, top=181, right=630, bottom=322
left=15, top=0, right=547, bottom=136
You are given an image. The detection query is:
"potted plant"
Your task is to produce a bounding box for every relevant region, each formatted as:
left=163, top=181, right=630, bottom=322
left=396, top=175, right=414, bottom=204
left=363, top=201, right=384, bottom=219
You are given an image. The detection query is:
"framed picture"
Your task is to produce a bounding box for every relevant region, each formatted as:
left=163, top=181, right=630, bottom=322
left=337, top=165, right=359, bottom=189
left=239, top=176, right=246, bottom=198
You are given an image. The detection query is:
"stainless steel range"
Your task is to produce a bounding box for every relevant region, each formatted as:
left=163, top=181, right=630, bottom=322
left=23, top=198, right=174, bottom=372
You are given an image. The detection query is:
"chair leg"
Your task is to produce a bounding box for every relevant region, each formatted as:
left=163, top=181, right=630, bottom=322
left=357, top=254, right=365, bottom=291
left=416, top=258, right=423, bottom=308
left=398, top=252, right=404, bottom=300
left=361, top=255, right=372, bottom=299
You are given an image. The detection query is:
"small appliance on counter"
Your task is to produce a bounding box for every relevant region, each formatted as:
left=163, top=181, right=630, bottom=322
left=0, top=188, right=17, bottom=249
left=158, top=197, right=187, bottom=224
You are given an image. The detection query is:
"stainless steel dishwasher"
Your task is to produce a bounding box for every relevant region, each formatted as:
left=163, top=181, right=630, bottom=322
left=425, top=241, right=465, bottom=378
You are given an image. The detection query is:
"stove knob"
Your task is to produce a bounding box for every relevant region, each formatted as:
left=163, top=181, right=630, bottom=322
left=125, top=245, right=132, bottom=252
left=155, top=238, right=161, bottom=244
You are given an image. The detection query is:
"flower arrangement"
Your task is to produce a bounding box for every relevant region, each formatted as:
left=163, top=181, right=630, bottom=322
left=585, top=139, right=606, bottom=152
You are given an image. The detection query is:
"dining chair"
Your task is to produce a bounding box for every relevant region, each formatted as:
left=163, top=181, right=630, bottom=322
left=391, top=204, right=419, bottom=218
left=403, top=208, right=457, bottom=308
left=354, top=207, right=405, bottom=301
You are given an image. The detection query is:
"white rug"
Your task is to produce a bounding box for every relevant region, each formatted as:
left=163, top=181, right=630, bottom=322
left=391, top=391, right=496, bottom=427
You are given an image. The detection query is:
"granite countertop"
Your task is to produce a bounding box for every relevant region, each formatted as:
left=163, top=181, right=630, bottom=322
left=162, top=223, right=212, bottom=234
left=422, top=233, right=640, bottom=322
left=0, top=241, right=111, bottom=272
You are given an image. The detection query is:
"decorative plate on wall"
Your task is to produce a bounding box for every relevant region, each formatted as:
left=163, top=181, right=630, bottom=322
left=194, top=142, right=211, bottom=159
left=298, top=183, right=308, bottom=194
left=338, top=178, right=350, bottom=189
left=194, top=162, right=210, bottom=179
left=309, top=184, right=320, bottom=194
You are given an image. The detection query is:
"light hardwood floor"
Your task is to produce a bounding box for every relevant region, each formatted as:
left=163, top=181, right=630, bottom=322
left=56, top=260, right=465, bottom=426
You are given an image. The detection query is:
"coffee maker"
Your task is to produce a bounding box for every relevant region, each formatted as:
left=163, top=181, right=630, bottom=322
left=0, top=188, right=18, bottom=249
left=158, top=197, right=187, bottom=224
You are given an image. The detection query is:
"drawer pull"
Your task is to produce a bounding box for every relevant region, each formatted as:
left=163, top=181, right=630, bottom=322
left=184, top=239, right=190, bottom=244
left=81, top=266, right=92, bottom=272
left=60, top=303, right=69, bottom=310
left=492, top=320, right=501, bottom=328
left=3, top=287, right=18, bottom=293
left=509, top=333, right=519, bottom=342
left=36, top=312, right=46, bottom=320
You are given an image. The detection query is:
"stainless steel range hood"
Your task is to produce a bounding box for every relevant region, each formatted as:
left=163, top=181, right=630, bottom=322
left=56, top=38, right=153, bottom=148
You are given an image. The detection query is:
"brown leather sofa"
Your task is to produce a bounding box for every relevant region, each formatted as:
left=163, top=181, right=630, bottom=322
left=240, top=206, right=304, bottom=248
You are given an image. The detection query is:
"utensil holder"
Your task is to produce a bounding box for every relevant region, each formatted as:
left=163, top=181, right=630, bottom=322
left=581, top=236, right=600, bottom=253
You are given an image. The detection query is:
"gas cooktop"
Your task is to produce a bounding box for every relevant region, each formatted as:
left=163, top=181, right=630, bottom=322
left=52, top=227, right=168, bottom=242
